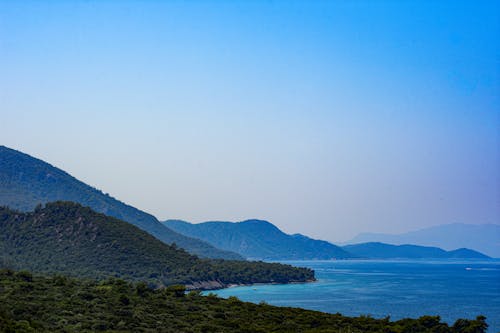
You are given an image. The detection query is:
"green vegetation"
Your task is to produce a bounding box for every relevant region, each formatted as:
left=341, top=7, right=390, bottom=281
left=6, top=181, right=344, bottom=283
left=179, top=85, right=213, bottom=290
left=0, top=145, right=242, bottom=259
left=0, top=269, right=488, bottom=333
left=0, top=202, right=313, bottom=287
left=165, top=219, right=353, bottom=260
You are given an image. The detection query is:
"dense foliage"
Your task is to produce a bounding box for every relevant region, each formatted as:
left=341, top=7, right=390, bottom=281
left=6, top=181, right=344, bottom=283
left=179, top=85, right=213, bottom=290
left=0, top=145, right=242, bottom=259
left=0, top=269, right=488, bottom=333
left=165, top=219, right=353, bottom=260
left=0, top=202, right=313, bottom=287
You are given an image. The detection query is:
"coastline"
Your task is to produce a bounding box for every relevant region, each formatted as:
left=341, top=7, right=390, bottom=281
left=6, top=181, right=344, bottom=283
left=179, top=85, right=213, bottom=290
left=185, top=278, right=317, bottom=291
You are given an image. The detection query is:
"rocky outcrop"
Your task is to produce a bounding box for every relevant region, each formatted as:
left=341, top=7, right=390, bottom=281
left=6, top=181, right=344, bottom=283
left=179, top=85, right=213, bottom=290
left=185, top=280, right=226, bottom=290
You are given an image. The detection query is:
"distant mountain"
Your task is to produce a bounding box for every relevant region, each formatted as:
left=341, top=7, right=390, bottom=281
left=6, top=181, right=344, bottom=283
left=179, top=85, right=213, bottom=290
left=0, top=202, right=314, bottom=288
left=342, top=242, right=490, bottom=259
left=0, top=145, right=242, bottom=260
left=347, top=223, right=500, bottom=258
left=164, top=219, right=353, bottom=260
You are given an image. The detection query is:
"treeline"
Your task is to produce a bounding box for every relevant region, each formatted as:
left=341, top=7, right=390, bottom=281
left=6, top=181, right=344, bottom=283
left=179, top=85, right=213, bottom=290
left=0, top=269, right=488, bottom=333
left=0, top=202, right=313, bottom=287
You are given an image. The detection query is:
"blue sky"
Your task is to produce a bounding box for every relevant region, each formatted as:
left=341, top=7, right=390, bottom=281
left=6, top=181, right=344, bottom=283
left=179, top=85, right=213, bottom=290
left=1, top=0, right=498, bottom=241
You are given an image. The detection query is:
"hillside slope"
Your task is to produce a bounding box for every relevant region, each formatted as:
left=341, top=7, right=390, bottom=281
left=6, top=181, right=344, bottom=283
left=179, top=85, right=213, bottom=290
left=164, top=219, right=353, bottom=260
left=342, top=242, right=490, bottom=259
left=0, top=145, right=242, bottom=259
left=0, top=202, right=314, bottom=288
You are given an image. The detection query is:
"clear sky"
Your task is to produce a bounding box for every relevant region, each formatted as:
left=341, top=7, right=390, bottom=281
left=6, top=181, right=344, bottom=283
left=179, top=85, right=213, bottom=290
left=1, top=0, right=499, bottom=242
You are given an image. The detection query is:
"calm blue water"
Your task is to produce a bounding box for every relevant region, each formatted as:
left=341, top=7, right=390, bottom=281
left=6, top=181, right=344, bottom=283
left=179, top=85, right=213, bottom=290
left=210, top=260, right=500, bottom=332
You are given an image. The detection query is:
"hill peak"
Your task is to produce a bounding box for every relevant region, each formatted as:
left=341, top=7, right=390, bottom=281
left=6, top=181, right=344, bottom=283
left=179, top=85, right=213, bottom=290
left=239, top=219, right=271, bottom=224
left=238, top=219, right=281, bottom=230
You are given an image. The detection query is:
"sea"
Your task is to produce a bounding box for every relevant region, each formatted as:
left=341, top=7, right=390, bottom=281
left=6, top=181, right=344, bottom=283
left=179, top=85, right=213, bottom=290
left=208, top=259, right=500, bottom=332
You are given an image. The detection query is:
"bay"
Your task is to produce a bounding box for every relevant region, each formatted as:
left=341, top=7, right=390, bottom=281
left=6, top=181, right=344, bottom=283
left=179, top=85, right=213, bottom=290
left=208, top=259, right=500, bottom=332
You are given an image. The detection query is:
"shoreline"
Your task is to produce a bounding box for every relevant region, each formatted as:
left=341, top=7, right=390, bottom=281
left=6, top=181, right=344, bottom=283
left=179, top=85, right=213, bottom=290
left=185, top=278, right=317, bottom=291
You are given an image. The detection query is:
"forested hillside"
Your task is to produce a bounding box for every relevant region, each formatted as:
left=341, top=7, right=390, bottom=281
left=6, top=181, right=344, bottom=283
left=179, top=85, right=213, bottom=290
left=0, top=202, right=313, bottom=288
left=0, top=269, right=488, bottom=333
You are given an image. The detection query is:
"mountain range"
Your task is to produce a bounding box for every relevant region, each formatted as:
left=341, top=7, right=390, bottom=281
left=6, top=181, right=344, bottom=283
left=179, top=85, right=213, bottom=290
left=343, top=242, right=489, bottom=259
left=0, top=201, right=313, bottom=288
left=165, top=219, right=489, bottom=260
left=1, top=145, right=492, bottom=261
left=0, top=145, right=242, bottom=260
left=165, top=219, right=352, bottom=260
left=348, top=223, right=500, bottom=258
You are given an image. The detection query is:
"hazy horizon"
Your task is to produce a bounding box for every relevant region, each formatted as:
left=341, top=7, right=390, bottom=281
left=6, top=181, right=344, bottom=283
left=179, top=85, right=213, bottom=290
left=1, top=1, right=499, bottom=242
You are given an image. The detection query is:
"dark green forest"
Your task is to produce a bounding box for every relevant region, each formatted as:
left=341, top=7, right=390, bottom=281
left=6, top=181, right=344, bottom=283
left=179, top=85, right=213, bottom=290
left=0, top=202, right=313, bottom=287
left=0, top=269, right=488, bottom=333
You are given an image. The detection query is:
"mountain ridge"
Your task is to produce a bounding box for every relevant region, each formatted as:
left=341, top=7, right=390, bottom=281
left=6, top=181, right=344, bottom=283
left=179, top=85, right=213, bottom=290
left=0, top=145, right=242, bottom=259
left=347, top=223, right=500, bottom=258
left=166, top=219, right=490, bottom=260
left=164, top=219, right=354, bottom=260
left=342, top=242, right=490, bottom=259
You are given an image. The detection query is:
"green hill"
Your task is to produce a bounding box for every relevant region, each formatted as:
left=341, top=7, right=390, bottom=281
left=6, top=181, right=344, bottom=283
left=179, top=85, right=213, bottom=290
left=0, top=202, right=314, bottom=288
left=342, top=242, right=490, bottom=259
left=164, top=219, right=353, bottom=260
left=0, top=269, right=488, bottom=332
left=0, top=145, right=242, bottom=260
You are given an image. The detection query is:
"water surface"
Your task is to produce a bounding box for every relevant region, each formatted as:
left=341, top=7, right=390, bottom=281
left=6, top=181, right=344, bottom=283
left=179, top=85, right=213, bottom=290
left=209, top=259, right=500, bottom=332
